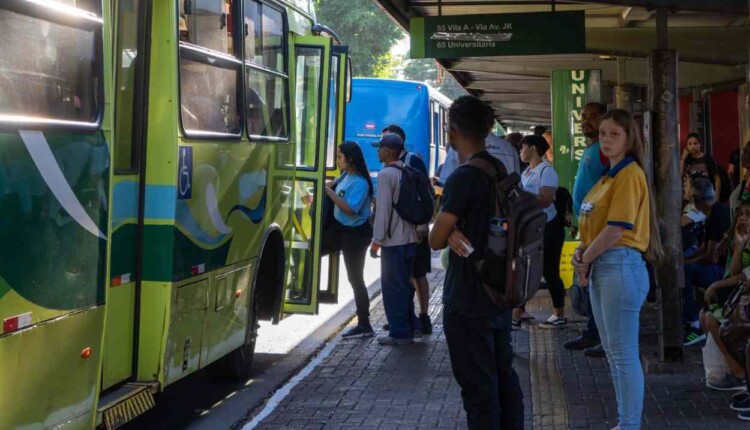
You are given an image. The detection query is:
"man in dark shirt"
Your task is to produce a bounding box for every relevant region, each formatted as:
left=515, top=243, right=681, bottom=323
left=683, top=176, right=731, bottom=346
left=429, top=96, right=523, bottom=430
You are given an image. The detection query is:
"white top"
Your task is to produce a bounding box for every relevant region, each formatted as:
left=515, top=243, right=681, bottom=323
left=521, top=160, right=559, bottom=222
left=485, top=133, right=520, bottom=175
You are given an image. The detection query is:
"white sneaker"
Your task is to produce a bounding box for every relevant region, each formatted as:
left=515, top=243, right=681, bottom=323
left=539, top=314, right=567, bottom=329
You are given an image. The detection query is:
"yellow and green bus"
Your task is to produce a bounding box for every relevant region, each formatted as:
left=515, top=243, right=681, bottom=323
left=0, top=0, right=349, bottom=428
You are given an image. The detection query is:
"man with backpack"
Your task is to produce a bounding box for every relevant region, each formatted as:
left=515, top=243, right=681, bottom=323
left=371, top=133, right=420, bottom=345
left=429, top=96, right=525, bottom=429
left=381, top=125, right=434, bottom=334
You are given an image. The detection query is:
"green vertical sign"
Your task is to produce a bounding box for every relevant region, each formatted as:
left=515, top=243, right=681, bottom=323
left=551, top=70, right=603, bottom=193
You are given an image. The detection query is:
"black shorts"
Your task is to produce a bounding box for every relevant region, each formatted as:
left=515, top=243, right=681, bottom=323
left=413, top=240, right=432, bottom=279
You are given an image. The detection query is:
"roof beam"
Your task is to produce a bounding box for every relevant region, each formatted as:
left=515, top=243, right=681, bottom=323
left=580, top=0, right=746, bottom=15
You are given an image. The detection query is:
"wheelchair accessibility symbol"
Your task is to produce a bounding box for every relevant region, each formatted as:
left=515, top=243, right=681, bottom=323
left=178, top=146, right=193, bottom=200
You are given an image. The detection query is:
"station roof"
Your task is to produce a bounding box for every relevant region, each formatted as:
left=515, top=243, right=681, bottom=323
left=371, top=0, right=750, bottom=129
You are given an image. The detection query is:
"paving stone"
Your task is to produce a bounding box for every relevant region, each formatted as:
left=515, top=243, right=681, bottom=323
left=255, top=268, right=533, bottom=429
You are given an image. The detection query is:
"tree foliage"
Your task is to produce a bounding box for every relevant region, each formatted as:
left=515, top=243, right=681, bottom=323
left=401, top=57, right=467, bottom=100
left=314, top=0, right=404, bottom=77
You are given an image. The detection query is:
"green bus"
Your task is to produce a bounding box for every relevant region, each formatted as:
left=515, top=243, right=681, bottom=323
left=0, top=0, right=349, bottom=428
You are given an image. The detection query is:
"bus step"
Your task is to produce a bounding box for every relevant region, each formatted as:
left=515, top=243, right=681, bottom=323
left=97, top=383, right=158, bottom=430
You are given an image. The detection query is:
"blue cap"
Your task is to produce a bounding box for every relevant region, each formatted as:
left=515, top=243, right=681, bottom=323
left=372, top=133, right=404, bottom=150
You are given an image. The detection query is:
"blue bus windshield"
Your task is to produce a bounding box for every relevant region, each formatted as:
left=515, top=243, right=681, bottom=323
left=345, top=81, right=433, bottom=176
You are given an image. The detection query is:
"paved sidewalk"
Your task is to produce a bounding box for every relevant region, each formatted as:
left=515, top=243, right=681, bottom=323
left=524, top=296, right=748, bottom=430
left=252, top=269, right=533, bottom=430
left=247, top=269, right=749, bottom=430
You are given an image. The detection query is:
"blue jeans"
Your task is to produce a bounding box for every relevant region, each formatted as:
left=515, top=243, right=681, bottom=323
left=590, top=247, right=649, bottom=430
left=682, top=263, right=724, bottom=325
left=381, top=243, right=417, bottom=339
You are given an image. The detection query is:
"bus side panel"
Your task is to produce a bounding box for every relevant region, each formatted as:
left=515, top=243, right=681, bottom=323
left=0, top=306, right=104, bottom=430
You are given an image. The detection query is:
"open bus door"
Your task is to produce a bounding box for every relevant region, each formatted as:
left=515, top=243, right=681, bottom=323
left=318, top=45, right=350, bottom=304
left=281, top=36, right=333, bottom=314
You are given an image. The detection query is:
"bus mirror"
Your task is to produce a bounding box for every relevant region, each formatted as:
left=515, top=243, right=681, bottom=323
left=220, top=13, right=227, bottom=30
left=183, top=0, right=193, bottom=14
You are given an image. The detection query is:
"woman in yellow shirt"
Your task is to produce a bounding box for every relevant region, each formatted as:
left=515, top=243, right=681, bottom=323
left=573, top=109, right=662, bottom=430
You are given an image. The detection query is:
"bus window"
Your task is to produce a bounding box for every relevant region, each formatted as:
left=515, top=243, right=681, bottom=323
left=179, top=47, right=242, bottom=136
left=261, top=6, right=285, bottom=72
left=243, top=0, right=261, bottom=62
left=180, top=0, right=236, bottom=56
left=244, top=1, right=289, bottom=141
left=293, top=47, right=323, bottom=169
left=0, top=9, right=100, bottom=125
left=114, top=0, right=141, bottom=172
left=441, top=106, right=448, bottom=148
left=246, top=68, right=288, bottom=138
left=179, top=0, right=242, bottom=137
left=325, top=55, right=339, bottom=169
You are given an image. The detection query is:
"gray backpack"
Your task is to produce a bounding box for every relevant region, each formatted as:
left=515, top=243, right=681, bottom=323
left=466, top=158, right=547, bottom=309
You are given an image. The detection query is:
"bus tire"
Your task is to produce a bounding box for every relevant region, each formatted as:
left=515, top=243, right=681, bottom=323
left=205, top=286, right=259, bottom=381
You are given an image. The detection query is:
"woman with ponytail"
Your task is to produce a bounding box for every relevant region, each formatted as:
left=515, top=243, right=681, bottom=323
left=325, top=141, right=375, bottom=338
left=572, top=109, right=662, bottom=430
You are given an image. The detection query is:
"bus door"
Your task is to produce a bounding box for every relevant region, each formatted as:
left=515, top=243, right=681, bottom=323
left=318, top=45, right=350, bottom=304
left=281, top=36, right=333, bottom=314
left=103, top=0, right=150, bottom=390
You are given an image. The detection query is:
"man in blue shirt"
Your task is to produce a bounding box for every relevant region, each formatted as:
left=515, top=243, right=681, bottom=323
left=565, top=102, right=608, bottom=357
left=381, top=124, right=433, bottom=334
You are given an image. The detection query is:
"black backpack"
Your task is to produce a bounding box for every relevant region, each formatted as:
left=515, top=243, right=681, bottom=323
left=387, top=164, right=435, bottom=226
left=466, top=158, right=547, bottom=309
left=554, top=187, right=575, bottom=227
left=541, top=166, right=574, bottom=226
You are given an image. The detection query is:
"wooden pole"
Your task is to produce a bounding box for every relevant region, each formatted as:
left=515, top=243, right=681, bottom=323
left=650, top=8, right=684, bottom=362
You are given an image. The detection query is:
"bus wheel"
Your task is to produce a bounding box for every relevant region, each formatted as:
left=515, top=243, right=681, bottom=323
left=205, top=287, right=259, bottom=381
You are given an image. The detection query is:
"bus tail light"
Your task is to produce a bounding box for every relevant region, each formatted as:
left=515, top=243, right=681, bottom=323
left=3, top=312, right=32, bottom=334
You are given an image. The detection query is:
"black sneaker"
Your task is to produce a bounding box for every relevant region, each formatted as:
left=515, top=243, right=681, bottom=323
left=342, top=325, right=374, bottom=339
left=584, top=344, right=606, bottom=358
left=420, top=314, right=433, bottom=335
left=707, top=373, right=746, bottom=391
left=733, top=390, right=749, bottom=402
left=732, top=395, right=750, bottom=412
left=683, top=327, right=707, bottom=346
left=564, top=336, right=600, bottom=351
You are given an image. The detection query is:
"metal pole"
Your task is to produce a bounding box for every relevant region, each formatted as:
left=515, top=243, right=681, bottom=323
left=438, top=0, right=442, bottom=16
left=650, top=7, right=684, bottom=362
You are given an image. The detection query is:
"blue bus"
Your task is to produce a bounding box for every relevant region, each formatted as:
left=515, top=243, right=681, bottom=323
left=345, top=78, right=453, bottom=178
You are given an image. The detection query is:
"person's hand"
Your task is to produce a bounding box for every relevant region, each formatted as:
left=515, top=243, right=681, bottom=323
left=325, top=186, right=335, bottom=198
left=721, top=323, right=750, bottom=344
left=716, top=235, right=730, bottom=260
left=705, top=284, right=719, bottom=304
left=326, top=180, right=335, bottom=188
left=431, top=177, right=439, bottom=186
left=572, top=247, right=591, bottom=285
left=370, top=242, right=381, bottom=259
left=736, top=218, right=750, bottom=247
left=681, top=147, right=690, bottom=161
left=447, top=228, right=472, bottom=257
